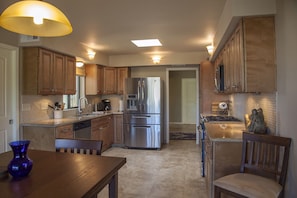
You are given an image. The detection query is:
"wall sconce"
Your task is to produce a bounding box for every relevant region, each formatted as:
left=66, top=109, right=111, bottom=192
left=87, top=51, right=96, bottom=60
left=152, top=56, right=161, bottom=64
left=76, top=61, right=84, bottom=67
left=206, top=45, right=214, bottom=55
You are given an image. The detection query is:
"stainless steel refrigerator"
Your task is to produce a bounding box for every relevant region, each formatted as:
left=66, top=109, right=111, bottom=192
left=123, top=77, right=163, bottom=149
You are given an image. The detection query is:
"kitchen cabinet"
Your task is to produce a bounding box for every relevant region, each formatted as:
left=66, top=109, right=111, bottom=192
left=116, top=67, right=130, bottom=94
left=102, top=67, right=117, bottom=94
left=85, top=64, right=103, bottom=95
left=22, top=47, right=76, bottom=95
left=113, top=114, right=124, bottom=145
left=23, top=125, right=73, bottom=151
left=215, top=16, right=276, bottom=93
left=56, top=124, right=74, bottom=138
left=91, top=118, right=101, bottom=140
left=64, top=56, right=76, bottom=95
left=204, top=122, right=245, bottom=198
left=91, top=115, right=114, bottom=151
left=85, top=64, right=117, bottom=95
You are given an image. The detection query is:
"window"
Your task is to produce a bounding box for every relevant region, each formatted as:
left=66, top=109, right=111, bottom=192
left=63, top=76, right=85, bottom=109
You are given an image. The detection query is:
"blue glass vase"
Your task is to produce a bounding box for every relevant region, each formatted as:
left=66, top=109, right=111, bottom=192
left=7, top=140, right=33, bottom=178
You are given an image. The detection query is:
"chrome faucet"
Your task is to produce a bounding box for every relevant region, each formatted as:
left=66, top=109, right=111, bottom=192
left=78, top=97, right=88, bottom=114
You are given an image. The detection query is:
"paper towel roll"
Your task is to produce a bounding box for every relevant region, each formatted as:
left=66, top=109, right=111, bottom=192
left=119, top=100, right=124, bottom=112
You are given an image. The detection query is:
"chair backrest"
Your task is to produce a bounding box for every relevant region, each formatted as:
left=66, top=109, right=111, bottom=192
left=55, top=139, right=103, bottom=156
left=240, top=132, right=291, bottom=188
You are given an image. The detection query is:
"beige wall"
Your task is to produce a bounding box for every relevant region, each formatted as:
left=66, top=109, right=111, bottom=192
left=275, top=0, right=297, bottom=196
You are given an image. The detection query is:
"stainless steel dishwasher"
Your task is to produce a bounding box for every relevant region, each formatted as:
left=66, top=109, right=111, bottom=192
left=73, top=120, right=91, bottom=139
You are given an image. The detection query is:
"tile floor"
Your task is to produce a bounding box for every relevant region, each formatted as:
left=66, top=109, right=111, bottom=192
left=97, top=140, right=208, bottom=198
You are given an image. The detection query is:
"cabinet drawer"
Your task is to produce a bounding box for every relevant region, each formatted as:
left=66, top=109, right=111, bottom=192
left=56, top=125, right=73, bottom=138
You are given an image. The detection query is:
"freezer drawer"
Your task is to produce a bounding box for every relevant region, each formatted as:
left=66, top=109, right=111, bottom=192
left=123, top=114, right=161, bottom=125
left=124, top=124, right=161, bottom=149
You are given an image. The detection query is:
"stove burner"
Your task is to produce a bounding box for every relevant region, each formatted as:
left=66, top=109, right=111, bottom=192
left=205, top=115, right=241, bottom=122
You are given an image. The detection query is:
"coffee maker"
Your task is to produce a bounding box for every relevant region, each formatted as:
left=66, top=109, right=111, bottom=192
left=101, top=99, right=111, bottom=111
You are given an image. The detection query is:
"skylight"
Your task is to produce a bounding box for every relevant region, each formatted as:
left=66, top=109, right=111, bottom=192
left=131, top=39, right=162, bottom=47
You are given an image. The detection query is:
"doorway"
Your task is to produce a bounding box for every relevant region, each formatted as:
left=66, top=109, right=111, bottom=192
left=0, top=43, right=19, bottom=153
left=165, top=67, right=199, bottom=144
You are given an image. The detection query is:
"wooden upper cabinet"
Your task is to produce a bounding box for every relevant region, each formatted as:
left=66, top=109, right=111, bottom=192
left=243, top=16, right=276, bottom=92
left=116, top=67, right=130, bottom=94
left=37, top=48, right=54, bottom=95
left=85, top=64, right=103, bottom=95
left=64, top=56, right=76, bottom=95
left=52, top=53, right=65, bottom=95
left=22, top=47, right=76, bottom=95
left=102, top=67, right=116, bottom=94
left=85, top=65, right=130, bottom=95
left=214, top=15, right=276, bottom=93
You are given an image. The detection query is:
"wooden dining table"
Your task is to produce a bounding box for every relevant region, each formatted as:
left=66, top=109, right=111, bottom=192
left=0, top=150, right=126, bottom=198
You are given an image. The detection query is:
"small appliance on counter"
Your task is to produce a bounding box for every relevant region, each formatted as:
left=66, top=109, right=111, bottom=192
left=102, top=99, right=111, bottom=111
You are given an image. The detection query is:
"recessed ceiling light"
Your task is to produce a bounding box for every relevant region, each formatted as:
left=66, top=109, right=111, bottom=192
left=131, top=39, right=162, bottom=47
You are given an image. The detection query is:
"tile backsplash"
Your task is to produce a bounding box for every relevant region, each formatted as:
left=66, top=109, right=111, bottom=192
left=230, top=92, right=276, bottom=134
left=20, top=95, right=123, bottom=123
left=21, top=95, right=64, bottom=123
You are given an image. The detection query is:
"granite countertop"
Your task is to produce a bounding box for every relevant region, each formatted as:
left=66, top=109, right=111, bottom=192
left=21, top=111, right=123, bottom=127
left=205, top=122, right=246, bottom=142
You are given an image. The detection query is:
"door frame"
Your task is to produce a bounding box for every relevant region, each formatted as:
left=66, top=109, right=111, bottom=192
left=165, top=67, right=199, bottom=144
left=0, top=43, right=19, bottom=151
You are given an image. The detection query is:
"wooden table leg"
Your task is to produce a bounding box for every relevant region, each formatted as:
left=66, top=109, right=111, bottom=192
left=109, top=173, right=118, bottom=198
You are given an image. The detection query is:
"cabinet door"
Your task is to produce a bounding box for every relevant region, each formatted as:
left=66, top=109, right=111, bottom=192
left=91, top=118, right=100, bottom=140
left=38, top=48, right=53, bottom=95
left=64, top=56, right=76, bottom=95
left=99, top=115, right=113, bottom=151
left=243, top=16, right=276, bottom=92
left=113, top=114, right=124, bottom=144
left=233, top=23, right=244, bottom=92
left=56, top=124, right=74, bottom=138
left=97, top=66, right=103, bottom=94
left=116, top=67, right=130, bottom=94
left=103, top=67, right=116, bottom=94
left=86, top=64, right=98, bottom=95
left=53, top=53, right=65, bottom=95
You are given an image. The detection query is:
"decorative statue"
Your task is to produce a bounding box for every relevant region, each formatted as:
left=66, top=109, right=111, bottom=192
left=247, top=108, right=267, bottom=134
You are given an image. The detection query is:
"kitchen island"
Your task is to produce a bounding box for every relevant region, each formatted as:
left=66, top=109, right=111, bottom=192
left=204, top=122, right=246, bottom=198
left=21, top=112, right=122, bottom=152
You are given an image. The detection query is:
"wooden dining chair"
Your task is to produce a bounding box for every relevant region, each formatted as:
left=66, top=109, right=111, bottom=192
left=213, top=132, right=291, bottom=198
left=55, top=139, right=103, bottom=156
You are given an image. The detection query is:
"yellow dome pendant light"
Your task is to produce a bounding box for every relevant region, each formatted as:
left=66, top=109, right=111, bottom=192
left=0, top=0, right=72, bottom=37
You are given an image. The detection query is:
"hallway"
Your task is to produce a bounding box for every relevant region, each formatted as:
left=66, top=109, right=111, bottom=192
left=98, top=140, right=207, bottom=198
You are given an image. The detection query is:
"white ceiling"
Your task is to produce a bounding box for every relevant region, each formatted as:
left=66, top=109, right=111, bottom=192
left=1, top=0, right=227, bottom=56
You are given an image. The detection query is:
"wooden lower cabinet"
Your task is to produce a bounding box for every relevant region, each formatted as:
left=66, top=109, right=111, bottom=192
left=205, top=136, right=242, bottom=198
left=22, top=124, right=74, bottom=151
left=91, top=115, right=114, bottom=151
left=56, top=124, right=74, bottom=139
left=113, top=114, right=124, bottom=145
left=22, top=115, right=114, bottom=153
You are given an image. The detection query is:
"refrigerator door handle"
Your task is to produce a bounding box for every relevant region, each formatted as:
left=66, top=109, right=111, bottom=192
left=132, top=125, right=150, bottom=128
left=137, top=80, right=141, bottom=101
left=141, top=80, right=145, bottom=101
left=132, top=115, right=151, bottom=119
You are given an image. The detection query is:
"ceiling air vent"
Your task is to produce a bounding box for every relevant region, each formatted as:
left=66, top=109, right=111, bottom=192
left=19, top=34, right=40, bottom=43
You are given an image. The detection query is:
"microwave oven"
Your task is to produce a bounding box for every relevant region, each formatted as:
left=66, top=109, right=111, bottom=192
left=215, top=64, right=224, bottom=92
